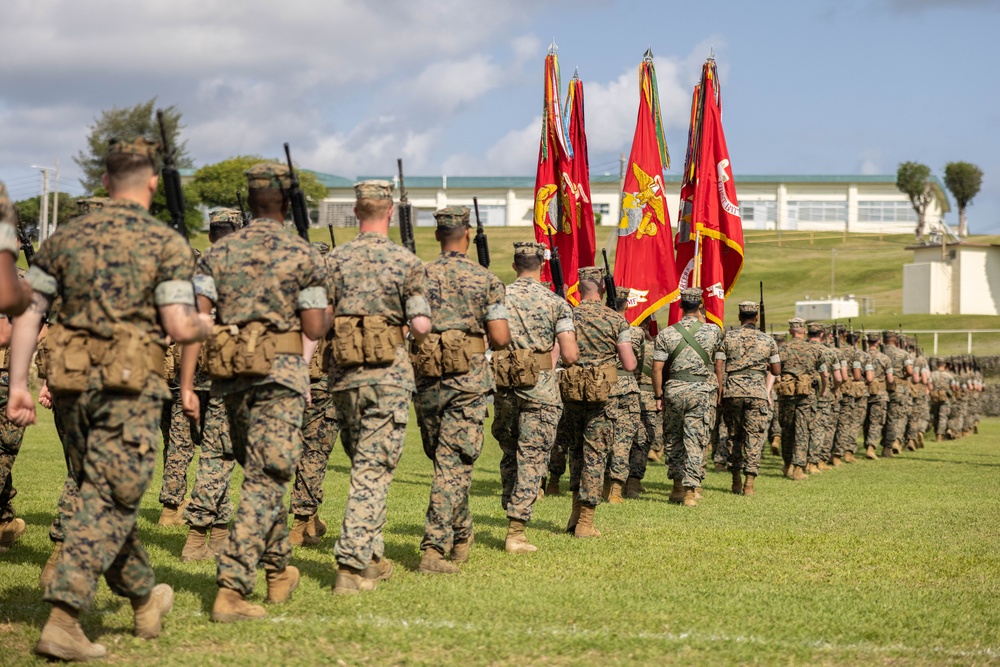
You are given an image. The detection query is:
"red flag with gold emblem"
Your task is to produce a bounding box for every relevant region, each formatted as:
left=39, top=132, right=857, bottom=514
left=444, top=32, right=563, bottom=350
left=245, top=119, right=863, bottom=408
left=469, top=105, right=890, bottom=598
left=671, top=58, right=744, bottom=326
left=560, top=71, right=597, bottom=303
left=614, top=50, right=677, bottom=325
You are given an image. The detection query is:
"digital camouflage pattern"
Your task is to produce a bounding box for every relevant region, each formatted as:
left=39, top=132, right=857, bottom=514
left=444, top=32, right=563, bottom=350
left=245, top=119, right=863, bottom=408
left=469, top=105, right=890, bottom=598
left=775, top=337, right=826, bottom=469
left=833, top=345, right=867, bottom=457
left=416, top=250, right=506, bottom=556
left=0, top=381, right=25, bottom=525
left=289, top=377, right=340, bottom=518
left=629, top=333, right=658, bottom=480
left=930, top=368, right=954, bottom=437
left=654, top=315, right=722, bottom=488
left=864, top=347, right=892, bottom=448
left=881, top=344, right=914, bottom=448
left=809, top=342, right=840, bottom=464
left=905, top=354, right=931, bottom=443
left=159, top=393, right=197, bottom=507
left=183, top=394, right=234, bottom=528
left=606, top=325, right=643, bottom=484
left=563, top=397, right=616, bottom=505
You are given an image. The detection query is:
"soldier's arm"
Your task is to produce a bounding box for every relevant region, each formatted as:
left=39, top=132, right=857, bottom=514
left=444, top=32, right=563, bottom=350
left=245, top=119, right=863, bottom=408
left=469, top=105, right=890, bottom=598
left=180, top=295, right=214, bottom=425
left=484, top=277, right=511, bottom=350
left=6, top=289, right=49, bottom=426
left=486, top=320, right=511, bottom=350
left=615, top=322, right=636, bottom=372
left=652, top=359, right=665, bottom=410
left=404, top=258, right=431, bottom=337
left=0, top=244, right=32, bottom=316
left=554, top=301, right=577, bottom=365
left=0, top=317, right=11, bottom=347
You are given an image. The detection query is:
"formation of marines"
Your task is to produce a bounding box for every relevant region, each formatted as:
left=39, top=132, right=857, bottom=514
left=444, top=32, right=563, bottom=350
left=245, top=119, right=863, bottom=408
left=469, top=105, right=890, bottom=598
left=0, top=139, right=988, bottom=662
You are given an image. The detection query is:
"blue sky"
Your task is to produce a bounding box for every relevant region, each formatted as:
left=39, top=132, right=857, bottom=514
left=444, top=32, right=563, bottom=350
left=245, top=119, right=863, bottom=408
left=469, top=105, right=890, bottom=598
left=0, top=0, right=996, bottom=231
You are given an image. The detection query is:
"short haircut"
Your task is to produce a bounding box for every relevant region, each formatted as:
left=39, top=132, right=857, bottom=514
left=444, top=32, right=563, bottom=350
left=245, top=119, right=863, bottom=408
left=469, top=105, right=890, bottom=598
left=356, top=198, right=392, bottom=222
left=739, top=312, right=756, bottom=323
left=209, top=222, right=237, bottom=243
left=680, top=300, right=700, bottom=313
left=105, top=152, right=156, bottom=191
left=807, top=330, right=823, bottom=339
left=247, top=187, right=289, bottom=217
left=436, top=226, right=467, bottom=243
left=579, top=279, right=601, bottom=295
left=514, top=253, right=542, bottom=272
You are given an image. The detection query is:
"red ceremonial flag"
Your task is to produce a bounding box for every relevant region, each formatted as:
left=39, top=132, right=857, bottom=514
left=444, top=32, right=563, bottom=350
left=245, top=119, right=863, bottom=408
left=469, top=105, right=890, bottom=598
left=532, top=42, right=574, bottom=298
left=560, top=71, right=597, bottom=303
left=614, top=50, right=678, bottom=325
left=671, top=57, right=744, bottom=326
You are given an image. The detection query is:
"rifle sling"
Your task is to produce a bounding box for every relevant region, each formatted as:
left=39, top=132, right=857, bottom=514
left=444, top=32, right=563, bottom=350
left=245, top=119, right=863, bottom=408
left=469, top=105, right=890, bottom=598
left=666, top=321, right=712, bottom=375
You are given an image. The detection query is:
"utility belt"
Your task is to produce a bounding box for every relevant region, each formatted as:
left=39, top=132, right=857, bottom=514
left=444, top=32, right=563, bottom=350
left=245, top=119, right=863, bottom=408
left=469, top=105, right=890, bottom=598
left=930, top=389, right=950, bottom=402
left=669, top=370, right=712, bottom=383
left=559, top=363, right=619, bottom=403
left=0, top=346, right=8, bottom=371
left=847, top=379, right=869, bottom=398
left=909, top=381, right=925, bottom=398
left=45, top=323, right=165, bottom=395
left=776, top=372, right=815, bottom=397
left=411, top=330, right=487, bottom=378
left=493, top=349, right=553, bottom=389
left=726, top=367, right=765, bottom=381
left=889, top=377, right=909, bottom=393
left=868, top=379, right=886, bottom=395
left=205, top=322, right=303, bottom=380
left=329, top=315, right=404, bottom=369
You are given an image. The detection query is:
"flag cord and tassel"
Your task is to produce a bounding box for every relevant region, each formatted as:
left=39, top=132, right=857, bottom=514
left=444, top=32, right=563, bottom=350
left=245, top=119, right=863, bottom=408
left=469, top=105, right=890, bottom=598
left=692, top=229, right=702, bottom=288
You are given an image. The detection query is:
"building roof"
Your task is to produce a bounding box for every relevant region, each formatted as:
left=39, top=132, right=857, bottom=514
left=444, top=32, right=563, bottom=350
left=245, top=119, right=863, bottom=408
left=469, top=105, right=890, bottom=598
left=303, top=170, right=356, bottom=188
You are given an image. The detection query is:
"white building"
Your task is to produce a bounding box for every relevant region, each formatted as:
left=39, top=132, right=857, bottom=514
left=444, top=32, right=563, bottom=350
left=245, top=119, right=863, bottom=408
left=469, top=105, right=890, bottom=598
left=309, top=172, right=951, bottom=235
left=903, top=242, right=1000, bottom=315
left=795, top=298, right=861, bottom=321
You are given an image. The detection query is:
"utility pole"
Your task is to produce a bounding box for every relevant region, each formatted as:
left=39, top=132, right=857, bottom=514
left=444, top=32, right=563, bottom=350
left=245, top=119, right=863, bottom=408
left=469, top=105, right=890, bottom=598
left=51, top=159, right=60, bottom=235
left=32, top=164, right=56, bottom=241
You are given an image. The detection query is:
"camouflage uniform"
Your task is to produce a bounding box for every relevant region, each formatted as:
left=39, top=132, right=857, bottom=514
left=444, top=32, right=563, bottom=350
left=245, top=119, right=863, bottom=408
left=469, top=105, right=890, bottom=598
left=905, top=354, right=931, bottom=445
left=547, top=412, right=571, bottom=481
left=653, top=311, right=722, bottom=489
left=808, top=335, right=840, bottom=465
left=930, top=367, right=954, bottom=438
left=882, top=342, right=914, bottom=449
left=832, top=342, right=866, bottom=459
left=864, top=343, right=893, bottom=450
left=328, top=205, right=430, bottom=572
left=159, top=370, right=197, bottom=509
left=494, top=274, right=573, bottom=522
left=605, top=323, right=642, bottom=486
left=629, top=333, right=659, bottom=482
left=196, top=168, right=328, bottom=596
left=25, top=193, right=194, bottom=612
left=0, top=325, right=26, bottom=529
left=414, top=210, right=508, bottom=558
left=716, top=320, right=779, bottom=476
left=776, top=329, right=827, bottom=470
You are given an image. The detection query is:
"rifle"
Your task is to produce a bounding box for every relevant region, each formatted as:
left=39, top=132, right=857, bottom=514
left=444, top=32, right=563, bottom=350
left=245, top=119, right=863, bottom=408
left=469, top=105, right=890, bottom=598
left=396, top=159, right=415, bottom=254
left=601, top=249, right=617, bottom=308
left=834, top=320, right=840, bottom=348
left=13, top=208, right=33, bottom=263
left=758, top=281, right=766, bottom=332
left=471, top=197, right=490, bottom=268
left=283, top=143, right=311, bottom=242
left=861, top=325, right=868, bottom=352
left=546, top=226, right=565, bottom=299
left=236, top=191, right=251, bottom=228
left=156, top=109, right=188, bottom=240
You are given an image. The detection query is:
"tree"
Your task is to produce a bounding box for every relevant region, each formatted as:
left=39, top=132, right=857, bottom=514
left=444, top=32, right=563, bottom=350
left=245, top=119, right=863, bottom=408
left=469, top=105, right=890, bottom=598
left=944, top=161, right=983, bottom=237
left=14, top=194, right=80, bottom=238
left=189, top=156, right=329, bottom=209
left=89, top=182, right=204, bottom=236
left=74, top=98, right=192, bottom=192
left=896, top=161, right=934, bottom=242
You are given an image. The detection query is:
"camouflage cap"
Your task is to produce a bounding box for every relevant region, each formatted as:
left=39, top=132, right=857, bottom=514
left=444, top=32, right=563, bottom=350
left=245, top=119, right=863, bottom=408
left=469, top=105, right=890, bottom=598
left=615, top=286, right=630, bottom=306
left=883, top=330, right=898, bottom=341
left=0, top=181, right=12, bottom=225
left=310, top=241, right=331, bottom=255
left=680, top=287, right=703, bottom=304
left=867, top=331, right=882, bottom=343
left=738, top=301, right=758, bottom=314
left=433, top=205, right=471, bottom=229
left=788, top=317, right=806, bottom=328
left=513, top=241, right=546, bottom=258
left=76, top=197, right=110, bottom=215
left=835, top=324, right=848, bottom=335
left=355, top=179, right=394, bottom=201
left=246, top=163, right=292, bottom=191
left=107, top=136, right=160, bottom=161
left=806, top=322, right=825, bottom=335
left=209, top=208, right=241, bottom=225
left=578, top=266, right=605, bottom=284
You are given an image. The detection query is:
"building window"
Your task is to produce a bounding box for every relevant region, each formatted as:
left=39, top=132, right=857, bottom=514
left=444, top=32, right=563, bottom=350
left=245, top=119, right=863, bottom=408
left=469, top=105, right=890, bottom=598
left=789, top=200, right=847, bottom=222
left=858, top=200, right=917, bottom=223
left=594, top=203, right=610, bottom=215
left=739, top=201, right=776, bottom=228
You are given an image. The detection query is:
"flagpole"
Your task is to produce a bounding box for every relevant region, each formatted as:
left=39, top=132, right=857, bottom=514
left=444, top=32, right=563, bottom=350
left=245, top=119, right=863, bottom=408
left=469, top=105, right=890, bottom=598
left=692, top=229, right=702, bottom=288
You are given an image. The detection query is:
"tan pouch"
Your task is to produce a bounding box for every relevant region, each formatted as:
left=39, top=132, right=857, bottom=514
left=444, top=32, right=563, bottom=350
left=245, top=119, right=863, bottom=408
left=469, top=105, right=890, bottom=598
left=794, top=374, right=814, bottom=396
left=510, top=349, right=541, bottom=388
left=233, top=322, right=276, bottom=377
left=492, top=350, right=512, bottom=388
left=206, top=325, right=240, bottom=379
left=46, top=325, right=93, bottom=394
left=559, top=365, right=585, bottom=402
left=309, top=338, right=330, bottom=381
left=361, top=315, right=397, bottom=365
left=163, top=344, right=176, bottom=383
left=411, top=333, right=443, bottom=377
left=34, top=340, right=48, bottom=380
left=100, top=324, right=157, bottom=394
left=441, top=330, right=473, bottom=375
left=869, top=379, right=885, bottom=395
left=776, top=377, right=796, bottom=397
left=332, top=316, right=364, bottom=368
left=582, top=366, right=614, bottom=403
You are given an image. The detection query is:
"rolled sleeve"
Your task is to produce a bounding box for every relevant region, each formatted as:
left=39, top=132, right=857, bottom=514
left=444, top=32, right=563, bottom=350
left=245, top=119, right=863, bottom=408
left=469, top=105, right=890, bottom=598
left=485, top=302, right=509, bottom=321
left=818, top=363, right=828, bottom=373
left=25, top=265, right=57, bottom=297
left=0, top=223, right=18, bottom=256
left=555, top=316, right=574, bottom=334
left=768, top=354, right=780, bottom=364
left=715, top=350, right=727, bottom=361
left=405, top=295, right=431, bottom=320
left=616, top=329, right=631, bottom=345
left=193, top=273, right=218, bottom=302
left=154, top=279, right=195, bottom=306
left=652, top=350, right=669, bottom=362
left=297, top=286, right=328, bottom=310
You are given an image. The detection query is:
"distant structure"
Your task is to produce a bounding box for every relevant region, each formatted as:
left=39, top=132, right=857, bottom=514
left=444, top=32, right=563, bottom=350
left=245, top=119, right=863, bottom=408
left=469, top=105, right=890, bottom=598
left=904, top=242, right=1000, bottom=315
left=795, top=297, right=860, bottom=321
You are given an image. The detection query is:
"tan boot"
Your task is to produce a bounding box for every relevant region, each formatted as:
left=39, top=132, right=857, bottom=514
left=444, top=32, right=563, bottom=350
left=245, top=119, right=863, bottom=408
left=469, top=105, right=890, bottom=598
left=536, top=486, right=545, bottom=501
left=770, top=436, right=781, bottom=457
left=418, top=548, right=460, bottom=574
left=601, top=478, right=612, bottom=502
left=782, top=463, right=792, bottom=478
left=844, top=451, right=857, bottom=463
left=566, top=493, right=582, bottom=533
left=333, top=565, right=376, bottom=594
left=647, top=449, right=662, bottom=463
left=289, top=515, right=320, bottom=547
left=917, top=432, right=925, bottom=448
left=742, top=474, right=756, bottom=496
left=266, top=565, right=300, bottom=603
left=731, top=469, right=743, bottom=495
left=694, top=487, right=704, bottom=500
left=607, top=481, right=625, bottom=504
left=865, top=445, right=878, bottom=460
left=936, top=434, right=944, bottom=442
left=362, top=556, right=394, bottom=582
left=208, top=524, right=229, bottom=554
left=713, top=462, right=727, bottom=473
left=211, top=587, right=266, bottom=622
left=624, top=477, right=641, bottom=500
left=157, top=503, right=186, bottom=527
left=682, top=487, right=698, bottom=507
left=545, top=476, right=561, bottom=496
left=505, top=519, right=538, bottom=554
left=180, top=526, right=213, bottom=563
left=311, top=514, right=327, bottom=538
left=0, top=517, right=26, bottom=551
left=817, top=461, right=831, bottom=471
left=574, top=504, right=601, bottom=538
left=34, top=603, right=107, bottom=661
left=39, top=542, right=63, bottom=589
left=668, top=479, right=685, bottom=504
left=905, top=439, right=917, bottom=451
left=882, top=446, right=894, bottom=458
left=792, top=465, right=809, bottom=481
left=830, top=456, right=843, bottom=467
left=891, top=440, right=901, bottom=455
left=132, top=583, right=174, bottom=639
left=451, top=532, right=474, bottom=563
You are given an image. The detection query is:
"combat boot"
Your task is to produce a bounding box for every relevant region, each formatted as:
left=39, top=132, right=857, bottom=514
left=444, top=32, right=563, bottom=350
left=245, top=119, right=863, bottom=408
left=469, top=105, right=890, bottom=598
left=180, top=526, right=213, bottom=563
left=917, top=432, right=925, bottom=448
left=505, top=519, right=537, bottom=554
left=694, top=487, right=704, bottom=500
left=418, top=548, right=460, bottom=574
left=792, top=466, right=809, bottom=481
left=731, top=469, right=743, bottom=495
left=451, top=532, right=474, bottom=563
left=668, top=479, right=685, bottom=503
left=844, top=451, right=857, bottom=463
left=601, top=478, right=612, bottom=501
left=865, top=445, right=878, bottom=460
left=34, top=603, right=107, bottom=662
left=624, top=477, right=641, bottom=499
left=882, top=446, right=895, bottom=458
left=742, top=474, right=756, bottom=496
left=362, top=556, right=394, bottom=583
left=39, top=543, right=63, bottom=589
left=566, top=493, right=582, bottom=533
left=782, top=463, right=792, bottom=478
left=132, top=583, right=174, bottom=639
left=266, top=565, right=300, bottom=603
left=817, top=461, right=831, bottom=471
left=333, top=565, right=376, bottom=595
left=0, top=517, right=26, bottom=552
left=647, top=449, right=662, bottom=463
left=682, top=487, right=698, bottom=507
left=536, top=486, right=545, bottom=501
left=770, top=436, right=781, bottom=457
left=208, top=523, right=229, bottom=554
left=312, top=514, right=327, bottom=538
left=289, top=515, right=321, bottom=547
left=891, top=440, right=901, bottom=455
left=936, top=434, right=944, bottom=442
left=211, top=587, right=266, bottom=622
left=545, top=476, right=561, bottom=496
left=607, top=481, right=625, bottom=504
left=713, top=462, right=727, bottom=473
left=830, top=456, right=843, bottom=467
left=905, top=439, right=917, bottom=451
left=157, top=501, right=187, bottom=527
left=574, top=504, right=602, bottom=538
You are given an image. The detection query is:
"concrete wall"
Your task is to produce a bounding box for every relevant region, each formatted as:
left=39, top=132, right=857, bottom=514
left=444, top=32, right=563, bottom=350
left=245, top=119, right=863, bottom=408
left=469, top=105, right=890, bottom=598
left=903, top=262, right=952, bottom=314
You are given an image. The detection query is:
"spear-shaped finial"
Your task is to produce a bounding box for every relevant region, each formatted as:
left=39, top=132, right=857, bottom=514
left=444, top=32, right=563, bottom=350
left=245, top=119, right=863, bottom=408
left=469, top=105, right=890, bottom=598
left=548, top=38, right=558, bottom=55
left=643, top=47, right=654, bottom=61
left=572, top=66, right=580, bottom=79
left=709, top=47, right=716, bottom=60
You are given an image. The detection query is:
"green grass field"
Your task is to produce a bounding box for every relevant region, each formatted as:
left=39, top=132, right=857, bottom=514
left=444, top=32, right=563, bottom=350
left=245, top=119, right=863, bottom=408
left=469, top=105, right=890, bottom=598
left=2, top=405, right=999, bottom=666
